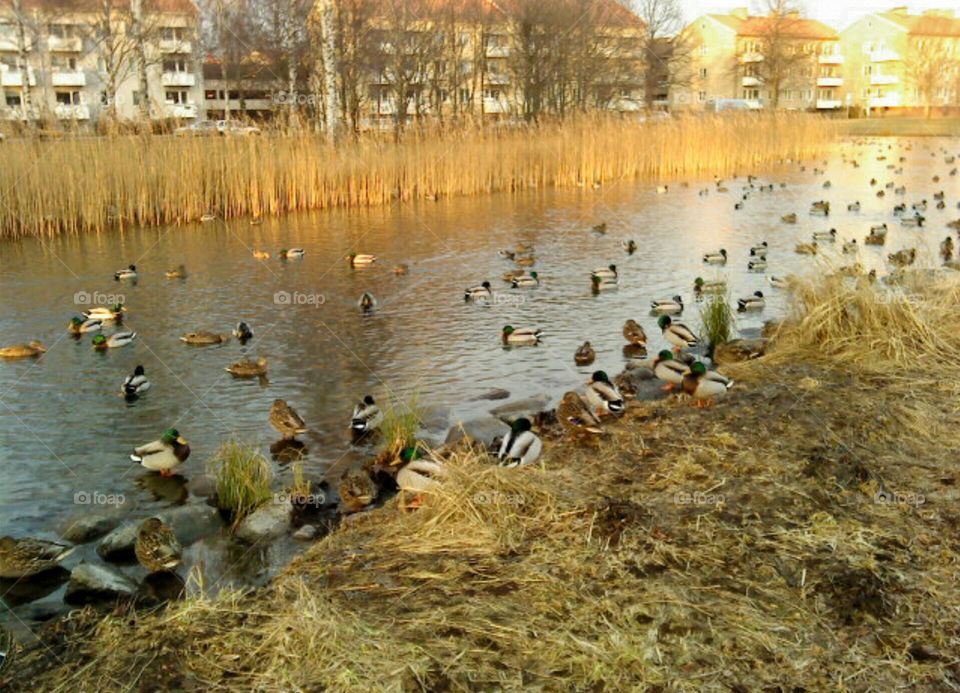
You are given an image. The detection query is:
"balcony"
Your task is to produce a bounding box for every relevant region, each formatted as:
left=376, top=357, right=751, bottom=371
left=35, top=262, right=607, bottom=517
left=159, top=39, right=192, bottom=53
left=483, top=97, right=509, bottom=114
left=1, top=105, right=38, bottom=120
left=740, top=52, right=764, bottom=63
left=818, top=54, right=844, bottom=65
left=741, top=76, right=760, bottom=87
left=485, top=45, right=509, bottom=58
left=816, top=99, right=842, bottom=109
left=48, top=36, right=82, bottom=52
left=206, top=98, right=273, bottom=112
left=0, top=68, right=36, bottom=87
left=484, top=73, right=510, bottom=86
left=871, top=73, right=898, bottom=85
left=51, top=70, right=87, bottom=87
left=163, top=103, right=197, bottom=119
left=870, top=48, right=900, bottom=62
left=0, top=36, right=29, bottom=51
left=870, top=93, right=902, bottom=108
left=54, top=104, right=90, bottom=120
left=162, top=72, right=196, bottom=87
left=817, top=76, right=843, bottom=87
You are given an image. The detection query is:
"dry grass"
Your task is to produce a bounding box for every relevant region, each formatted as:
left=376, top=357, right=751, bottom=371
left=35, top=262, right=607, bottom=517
left=11, top=270, right=960, bottom=691
left=0, top=112, right=833, bottom=239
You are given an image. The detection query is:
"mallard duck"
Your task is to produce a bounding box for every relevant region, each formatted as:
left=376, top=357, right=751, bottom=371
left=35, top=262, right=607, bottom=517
left=502, top=269, right=525, bottom=283
left=623, top=319, right=647, bottom=346
left=888, top=248, right=917, bottom=268
left=822, top=181, right=832, bottom=189
left=835, top=263, right=865, bottom=277
left=810, top=201, right=830, bottom=216
left=748, top=258, right=767, bottom=271
left=180, top=331, right=225, bottom=345
left=122, top=365, right=150, bottom=398
left=694, top=277, right=726, bottom=294
left=584, top=371, right=625, bottom=417
left=737, top=290, right=765, bottom=312
left=940, top=237, right=954, bottom=262
left=682, top=361, right=734, bottom=407
left=912, top=200, right=927, bottom=212
left=502, top=325, right=541, bottom=346
left=68, top=316, right=102, bottom=334
left=653, top=349, right=690, bottom=390
left=592, top=222, right=607, bottom=234
left=253, top=250, right=271, bottom=260
left=656, top=185, right=668, bottom=194
left=393, top=264, right=409, bottom=275
left=165, top=264, right=187, bottom=279
left=901, top=214, right=924, bottom=227
left=512, top=272, right=540, bottom=288
left=232, top=321, right=254, bottom=342
left=92, top=331, right=136, bottom=349
left=396, top=456, right=446, bottom=494
left=591, top=264, right=618, bottom=280
left=842, top=239, right=858, bottom=254
left=135, top=517, right=182, bottom=572
left=346, top=253, right=374, bottom=265
left=864, top=233, right=886, bottom=246
left=934, top=191, right=946, bottom=201
left=574, top=341, right=596, bottom=366
left=83, top=303, right=125, bottom=322
left=894, top=186, right=906, bottom=195
left=200, top=213, right=216, bottom=222
left=591, top=275, right=619, bottom=292
left=750, top=242, right=768, bottom=257
left=794, top=242, right=818, bottom=255
left=768, top=276, right=789, bottom=289
left=339, top=469, right=378, bottom=512
left=947, top=219, right=960, bottom=231
left=351, top=395, right=383, bottom=433
left=515, top=255, right=536, bottom=268
left=782, top=213, right=797, bottom=224
left=703, top=249, right=727, bottom=264
left=358, top=292, right=377, bottom=312
left=0, top=536, right=74, bottom=578
left=114, top=264, right=137, bottom=280
left=465, top=281, right=493, bottom=300
left=556, top=392, right=603, bottom=436
left=270, top=399, right=307, bottom=439
left=497, top=417, right=542, bottom=467
left=658, top=315, right=698, bottom=353
left=0, top=341, right=47, bottom=359
left=515, top=243, right=533, bottom=254
left=498, top=249, right=516, bottom=260
left=281, top=248, right=305, bottom=259
left=877, top=190, right=886, bottom=198
left=622, top=240, right=637, bottom=254
left=225, top=356, right=268, bottom=377
left=812, top=229, right=837, bottom=242
left=650, top=295, right=683, bottom=315
left=848, top=201, right=861, bottom=212
left=131, top=428, right=190, bottom=476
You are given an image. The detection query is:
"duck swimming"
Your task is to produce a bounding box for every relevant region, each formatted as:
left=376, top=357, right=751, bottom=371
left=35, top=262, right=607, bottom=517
left=703, top=249, right=727, bottom=264
left=512, top=272, right=540, bottom=288
left=737, top=291, right=765, bottom=312
left=623, top=319, right=647, bottom=346
left=165, top=265, right=187, bottom=279
left=225, top=356, right=268, bottom=378
left=68, top=316, right=102, bottom=334
left=358, top=292, right=377, bottom=312
left=351, top=395, right=384, bottom=433
left=502, top=326, right=542, bottom=346
left=281, top=248, right=305, bottom=259
left=465, top=281, right=493, bottom=301
left=92, top=331, right=136, bottom=349
left=650, top=295, right=683, bottom=315
left=180, top=331, right=225, bottom=345
left=574, top=341, right=596, bottom=366
left=114, top=264, right=137, bottom=280
left=122, top=365, right=150, bottom=399
left=232, top=321, right=254, bottom=342
left=0, top=341, right=47, bottom=359
left=347, top=253, right=374, bottom=265
left=83, top=303, right=125, bottom=322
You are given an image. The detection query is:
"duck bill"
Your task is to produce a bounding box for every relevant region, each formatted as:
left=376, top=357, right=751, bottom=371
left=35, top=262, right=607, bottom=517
left=177, top=436, right=188, bottom=445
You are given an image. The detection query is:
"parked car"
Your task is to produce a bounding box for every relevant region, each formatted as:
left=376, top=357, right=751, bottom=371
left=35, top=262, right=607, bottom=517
left=174, top=120, right=219, bottom=137
left=217, top=120, right=261, bottom=136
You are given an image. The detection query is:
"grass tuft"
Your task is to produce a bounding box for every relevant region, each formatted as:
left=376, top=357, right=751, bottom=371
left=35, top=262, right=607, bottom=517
left=208, top=441, right=273, bottom=528
left=699, top=291, right=736, bottom=358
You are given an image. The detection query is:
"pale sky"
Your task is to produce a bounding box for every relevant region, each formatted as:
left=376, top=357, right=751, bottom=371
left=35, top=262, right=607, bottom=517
left=677, top=0, right=960, bottom=31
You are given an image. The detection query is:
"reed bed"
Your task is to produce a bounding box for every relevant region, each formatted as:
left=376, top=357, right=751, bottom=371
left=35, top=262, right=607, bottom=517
left=10, top=269, right=960, bottom=690
left=0, top=112, right=834, bottom=239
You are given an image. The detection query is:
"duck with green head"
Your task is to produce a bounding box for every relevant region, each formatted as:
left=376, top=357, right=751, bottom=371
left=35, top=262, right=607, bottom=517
left=497, top=417, right=542, bottom=468
left=68, top=316, right=103, bottom=334
left=130, top=428, right=190, bottom=476
left=281, top=248, right=306, bottom=259
left=512, top=271, right=539, bottom=288
left=653, top=349, right=691, bottom=391
left=502, top=325, right=542, bottom=346
left=682, top=361, right=734, bottom=406
left=658, top=315, right=698, bottom=353
left=585, top=370, right=625, bottom=417
left=92, top=331, right=137, bottom=349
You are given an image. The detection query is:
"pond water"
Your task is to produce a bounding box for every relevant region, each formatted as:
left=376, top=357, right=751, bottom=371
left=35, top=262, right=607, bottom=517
left=1, top=135, right=957, bottom=630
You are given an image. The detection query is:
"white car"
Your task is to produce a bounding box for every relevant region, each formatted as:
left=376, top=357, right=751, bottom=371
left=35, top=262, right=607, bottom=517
left=217, top=120, right=261, bottom=136
left=174, top=120, right=219, bottom=137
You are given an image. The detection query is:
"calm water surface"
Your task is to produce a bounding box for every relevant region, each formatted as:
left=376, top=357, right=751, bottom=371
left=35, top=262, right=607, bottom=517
left=1, top=135, right=957, bottom=626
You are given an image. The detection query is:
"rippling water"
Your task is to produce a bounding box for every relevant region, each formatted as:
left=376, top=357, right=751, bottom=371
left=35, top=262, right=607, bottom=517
left=1, top=135, right=957, bottom=625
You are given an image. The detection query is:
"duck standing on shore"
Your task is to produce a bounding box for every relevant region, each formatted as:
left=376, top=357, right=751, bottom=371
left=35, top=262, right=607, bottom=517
left=130, top=428, right=190, bottom=476
left=658, top=315, right=698, bottom=353
left=497, top=418, right=542, bottom=468
left=557, top=392, right=603, bottom=437
left=653, top=350, right=691, bottom=391
left=0, top=536, right=74, bottom=579
left=135, top=518, right=182, bottom=573
left=585, top=371, right=625, bottom=417
left=682, top=362, right=734, bottom=407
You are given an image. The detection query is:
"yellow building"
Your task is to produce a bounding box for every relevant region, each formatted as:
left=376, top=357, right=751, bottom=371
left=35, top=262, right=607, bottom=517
left=841, top=7, right=960, bottom=114
left=674, top=7, right=843, bottom=112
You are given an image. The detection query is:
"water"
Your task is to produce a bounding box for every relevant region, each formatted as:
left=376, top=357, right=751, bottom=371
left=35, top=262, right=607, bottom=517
left=0, top=135, right=957, bottom=627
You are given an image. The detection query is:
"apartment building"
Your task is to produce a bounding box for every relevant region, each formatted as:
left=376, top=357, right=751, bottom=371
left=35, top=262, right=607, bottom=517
left=674, top=7, right=844, bottom=112
left=0, top=0, right=202, bottom=126
left=841, top=8, right=960, bottom=114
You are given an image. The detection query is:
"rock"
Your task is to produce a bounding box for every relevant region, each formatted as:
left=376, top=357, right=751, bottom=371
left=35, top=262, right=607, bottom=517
left=489, top=394, right=552, bottom=423
left=471, top=388, right=511, bottom=401
left=96, top=522, right=140, bottom=562
left=156, top=504, right=222, bottom=545
left=713, top=338, right=768, bottom=365
left=292, top=525, right=318, bottom=541
left=444, top=417, right=509, bottom=448
left=60, top=511, right=125, bottom=544
left=235, top=502, right=291, bottom=543
left=64, top=562, right=137, bottom=605
left=186, top=475, right=218, bottom=499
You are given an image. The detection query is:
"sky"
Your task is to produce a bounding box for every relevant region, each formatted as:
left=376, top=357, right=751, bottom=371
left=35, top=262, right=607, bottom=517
left=677, top=0, right=960, bottom=31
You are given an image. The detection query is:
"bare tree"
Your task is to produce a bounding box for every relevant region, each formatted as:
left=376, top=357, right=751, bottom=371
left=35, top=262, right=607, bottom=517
left=904, top=36, right=957, bottom=118
left=83, top=0, right=141, bottom=120
left=632, top=0, right=691, bottom=107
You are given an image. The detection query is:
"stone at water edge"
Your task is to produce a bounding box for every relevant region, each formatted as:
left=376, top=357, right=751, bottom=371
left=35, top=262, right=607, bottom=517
left=64, top=562, right=138, bottom=606
left=96, top=522, right=140, bottom=562
left=471, top=388, right=511, bottom=401
left=186, top=475, right=218, bottom=499
left=155, top=504, right=223, bottom=545
left=60, top=509, right=126, bottom=544
left=443, top=417, right=510, bottom=449
left=489, top=394, right=552, bottom=424
left=235, top=502, right=291, bottom=543
left=292, top=525, right=318, bottom=541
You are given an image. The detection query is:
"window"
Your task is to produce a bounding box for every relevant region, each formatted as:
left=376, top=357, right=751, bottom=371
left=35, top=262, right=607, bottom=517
left=698, top=91, right=706, bottom=102
left=483, top=88, right=501, bottom=100
left=161, top=27, right=184, bottom=41
left=55, top=90, right=81, bottom=105
left=699, top=45, right=707, bottom=56
left=48, top=24, right=78, bottom=38
left=802, top=90, right=812, bottom=101
left=162, top=58, right=187, bottom=73
left=5, top=92, right=21, bottom=107
left=863, top=65, right=872, bottom=76
left=165, top=90, right=188, bottom=105
left=699, top=67, right=707, bottom=79
left=51, top=55, right=77, bottom=70
left=743, top=88, right=759, bottom=100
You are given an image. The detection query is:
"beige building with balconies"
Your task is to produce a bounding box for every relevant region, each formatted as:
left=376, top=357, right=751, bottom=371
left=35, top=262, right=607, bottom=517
left=0, top=0, right=202, bottom=127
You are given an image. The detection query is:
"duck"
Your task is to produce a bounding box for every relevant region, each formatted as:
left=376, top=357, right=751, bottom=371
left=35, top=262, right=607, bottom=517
left=0, top=341, right=47, bottom=359
left=888, top=248, right=917, bottom=268
left=130, top=428, right=190, bottom=476
left=622, top=240, right=637, bottom=254
left=737, top=290, right=765, bottom=312
left=396, top=454, right=446, bottom=494
left=812, top=229, right=837, bottom=242
left=912, top=200, right=927, bottom=212
left=281, top=248, right=306, bottom=259
left=338, top=469, right=378, bottom=513
left=498, top=249, right=516, bottom=260
left=515, top=255, right=536, bottom=268
left=901, top=215, right=924, bottom=227
left=501, top=269, right=525, bottom=283
left=941, top=237, right=954, bottom=262
left=512, top=272, right=540, bottom=288
left=591, top=275, right=619, bottom=292
left=623, top=319, right=647, bottom=346
left=253, top=250, right=271, bottom=260
left=584, top=371, right=625, bottom=417
left=225, top=356, right=268, bottom=378
left=877, top=190, right=886, bottom=198
left=250, top=217, right=264, bottom=225
left=134, top=517, right=182, bottom=572
left=653, top=349, right=691, bottom=390
left=497, top=417, right=542, bottom=468
left=515, top=243, right=533, bottom=254
left=847, top=201, right=861, bottom=212
left=502, top=325, right=541, bottom=346
left=694, top=277, right=726, bottom=294
left=591, top=264, right=618, bottom=280
left=68, top=316, right=102, bottom=334
left=842, top=239, right=858, bottom=254
left=810, top=201, right=830, bottom=216
left=232, top=321, right=254, bottom=342
left=83, top=303, right=125, bottom=322
left=92, top=331, right=136, bottom=349
left=781, top=213, right=797, bottom=224
left=682, top=361, right=734, bottom=407
left=0, top=536, right=74, bottom=579
left=835, top=263, right=865, bottom=277
left=750, top=241, right=768, bottom=256
left=591, top=223, right=607, bottom=234
left=658, top=315, right=698, bottom=353
left=180, top=331, right=225, bottom=345
left=358, top=292, right=377, bottom=312
left=747, top=258, right=767, bottom=272
left=114, top=264, right=137, bottom=280
left=165, top=264, right=187, bottom=279
left=650, top=295, right=683, bottom=315
left=794, top=242, right=818, bottom=255
left=465, top=281, right=492, bottom=301
left=270, top=399, right=307, bottom=439
left=703, top=249, right=727, bottom=264
left=122, top=365, right=150, bottom=398
left=351, top=395, right=384, bottom=433
left=768, top=275, right=789, bottom=289
left=574, top=341, right=596, bottom=366
left=656, top=185, right=669, bottom=194
left=556, top=392, right=603, bottom=436
left=393, top=264, right=409, bottom=276
left=200, top=213, right=216, bottom=222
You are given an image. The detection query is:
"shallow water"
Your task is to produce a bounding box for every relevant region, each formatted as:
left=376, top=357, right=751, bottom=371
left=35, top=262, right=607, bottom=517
left=1, top=135, right=957, bottom=628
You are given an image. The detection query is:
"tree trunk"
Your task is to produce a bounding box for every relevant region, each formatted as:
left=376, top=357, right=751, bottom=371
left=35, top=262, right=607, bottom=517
left=318, top=0, right=341, bottom=141
left=131, top=0, right=150, bottom=121
left=13, top=0, right=34, bottom=125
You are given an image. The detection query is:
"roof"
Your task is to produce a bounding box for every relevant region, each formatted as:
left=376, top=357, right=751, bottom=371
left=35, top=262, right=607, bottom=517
left=708, top=13, right=837, bottom=40
left=494, top=0, right=642, bottom=28
left=18, top=0, right=197, bottom=14
left=879, top=11, right=960, bottom=37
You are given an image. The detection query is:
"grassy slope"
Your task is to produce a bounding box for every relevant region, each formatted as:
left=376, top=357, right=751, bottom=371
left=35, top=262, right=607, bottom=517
left=9, top=274, right=960, bottom=691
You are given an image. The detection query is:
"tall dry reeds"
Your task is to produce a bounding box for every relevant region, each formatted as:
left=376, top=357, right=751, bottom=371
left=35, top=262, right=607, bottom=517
left=0, top=112, right=834, bottom=239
